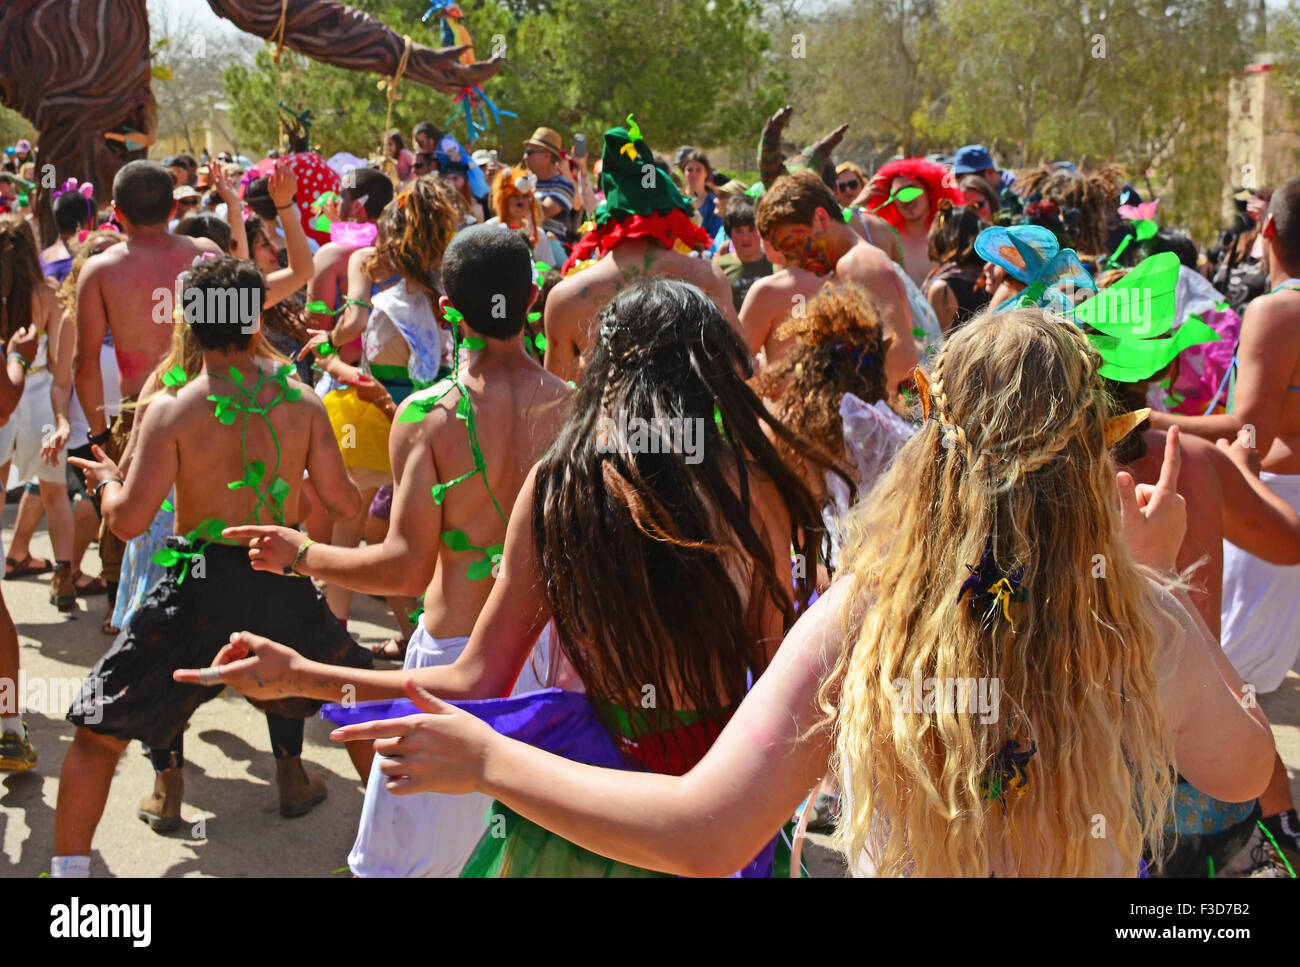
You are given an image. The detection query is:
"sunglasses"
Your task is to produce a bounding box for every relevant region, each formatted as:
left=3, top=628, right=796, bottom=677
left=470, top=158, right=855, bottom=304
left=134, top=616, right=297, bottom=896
left=837, top=179, right=861, bottom=193
left=177, top=197, right=200, bottom=207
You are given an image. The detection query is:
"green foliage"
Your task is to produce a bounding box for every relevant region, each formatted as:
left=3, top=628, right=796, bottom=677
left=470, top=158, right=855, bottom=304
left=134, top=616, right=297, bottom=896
left=223, top=0, right=781, bottom=161
left=0, top=106, right=35, bottom=151
left=782, top=0, right=1257, bottom=242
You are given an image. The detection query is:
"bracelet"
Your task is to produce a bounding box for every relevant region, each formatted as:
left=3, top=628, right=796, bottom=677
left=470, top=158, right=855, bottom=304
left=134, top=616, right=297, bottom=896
left=92, top=477, right=123, bottom=497
left=289, top=538, right=315, bottom=577
left=88, top=427, right=112, bottom=447
left=7, top=352, right=30, bottom=370
left=275, top=195, right=298, bottom=210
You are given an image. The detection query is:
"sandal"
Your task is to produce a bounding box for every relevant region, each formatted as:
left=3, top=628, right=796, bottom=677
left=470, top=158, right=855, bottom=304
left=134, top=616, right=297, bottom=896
left=4, top=555, right=53, bottom=579
left=368, top=636, right=408, bottom=661
left=73, top=570, right=109, bottom=596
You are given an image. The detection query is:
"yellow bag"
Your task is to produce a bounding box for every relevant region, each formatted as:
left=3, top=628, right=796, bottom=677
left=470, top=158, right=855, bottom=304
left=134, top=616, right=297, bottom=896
left=323, top=386, right=392, bottom=474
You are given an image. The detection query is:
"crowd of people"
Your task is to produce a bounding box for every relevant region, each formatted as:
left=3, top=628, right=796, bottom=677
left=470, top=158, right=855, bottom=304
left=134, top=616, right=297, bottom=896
left=1, top=104, right=1298, bottom=878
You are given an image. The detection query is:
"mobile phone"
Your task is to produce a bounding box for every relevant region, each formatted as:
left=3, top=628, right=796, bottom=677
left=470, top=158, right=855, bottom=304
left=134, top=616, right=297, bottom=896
left=573, top=134, right=587, bottom=159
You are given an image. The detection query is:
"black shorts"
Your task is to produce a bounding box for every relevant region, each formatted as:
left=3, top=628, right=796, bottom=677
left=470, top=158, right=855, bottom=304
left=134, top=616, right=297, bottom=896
left=67, top=538, right=374, bottom=748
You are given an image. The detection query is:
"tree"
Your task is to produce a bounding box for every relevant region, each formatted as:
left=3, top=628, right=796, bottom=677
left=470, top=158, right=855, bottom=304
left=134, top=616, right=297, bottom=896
left=0, top=106, right=35, bottom=153
left=778, top=0, right=948, bottom=168
left=776, top=0, right=1256, bottom=242
left=148, top=0, right=254, bottom=156
left=223, top=0, right=783, bottom=163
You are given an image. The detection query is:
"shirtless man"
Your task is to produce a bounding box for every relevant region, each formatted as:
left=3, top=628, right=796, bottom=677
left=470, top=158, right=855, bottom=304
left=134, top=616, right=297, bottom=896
left=742, top=172, right=917, bottom=386
left=1148, top=175, right=1300, bottom=858
left=304, top=167, right=394, bottom=339
left=544, top=237, right=737, bottom=381
left=542, top=122, right=739, bottom=382
left=72, top=160, right=223, bottom=612
left=178, top=226, right=571, bottom=876
left=53, top=255, right=371, bottom=878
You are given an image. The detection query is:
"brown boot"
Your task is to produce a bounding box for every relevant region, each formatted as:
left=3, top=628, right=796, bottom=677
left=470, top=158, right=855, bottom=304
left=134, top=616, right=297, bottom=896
left=137, top=768, right=184, bottom=833
left=50, top=563, right=76, bottom=612
left=276, top=756, right=327, bottom=818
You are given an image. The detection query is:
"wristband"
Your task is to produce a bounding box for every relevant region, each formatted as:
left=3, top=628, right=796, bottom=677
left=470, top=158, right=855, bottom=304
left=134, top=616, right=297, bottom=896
left=7, top=352, right=30, bottom=370
left=275, top=195, right=298, bottom=210
left=88, top=427, right=112, bottom=447
left=92, top=477, right=123, bottom=497
left=289, top=538, right=316, bottom=577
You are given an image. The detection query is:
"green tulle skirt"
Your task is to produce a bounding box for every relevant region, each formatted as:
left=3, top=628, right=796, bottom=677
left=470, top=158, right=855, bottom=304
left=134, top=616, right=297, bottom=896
left=459, top=802, right=805, bottom=877
left=459, top=698, right=805, bottom=878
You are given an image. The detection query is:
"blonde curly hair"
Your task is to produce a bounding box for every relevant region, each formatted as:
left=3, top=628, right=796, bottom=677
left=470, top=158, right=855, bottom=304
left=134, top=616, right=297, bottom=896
left=820, top=307, right=1176, bottom=876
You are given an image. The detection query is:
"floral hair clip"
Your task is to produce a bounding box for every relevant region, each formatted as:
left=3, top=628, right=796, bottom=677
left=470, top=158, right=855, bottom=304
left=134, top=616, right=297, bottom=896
left=958, top=536, right=1027, bottom=629
left=191, top=252, right=217, bottom=266
left=980, top=739, right=1037, bottom=812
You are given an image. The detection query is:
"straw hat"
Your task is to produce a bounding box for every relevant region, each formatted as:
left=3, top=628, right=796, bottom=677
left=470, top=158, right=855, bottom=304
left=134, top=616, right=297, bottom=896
left=522, top=127, right=563, bottom=159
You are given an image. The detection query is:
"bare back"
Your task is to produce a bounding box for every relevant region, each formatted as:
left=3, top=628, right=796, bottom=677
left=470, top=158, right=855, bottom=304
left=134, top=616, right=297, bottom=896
left=543, top=238, right=738, bottom=381
left=411, top=349, right=572, bottom=637
left=1252, top=288, right=1300, bottom=472
left=120, top=356, right=339, bottom=540
left=739, top=266, right=827, bottom=374
left=78, top=232, right=221, bottom=399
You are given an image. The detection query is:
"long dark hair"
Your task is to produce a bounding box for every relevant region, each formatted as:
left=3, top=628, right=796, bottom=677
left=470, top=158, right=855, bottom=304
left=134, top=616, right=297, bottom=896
left=532, top=279, right=827, bottom=724
left=0, top=215, right=42, bottom=340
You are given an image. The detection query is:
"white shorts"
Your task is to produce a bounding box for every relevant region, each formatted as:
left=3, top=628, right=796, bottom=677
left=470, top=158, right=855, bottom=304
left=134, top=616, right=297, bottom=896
left=1221, top=472, right=1300, bottom=693
left=348, top=623, right=564, bottom=877
left=0, top=370, right=65, bottom=485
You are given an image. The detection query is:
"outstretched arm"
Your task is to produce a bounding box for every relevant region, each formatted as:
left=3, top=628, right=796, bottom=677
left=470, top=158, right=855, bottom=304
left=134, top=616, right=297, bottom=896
left=1213, top=429, right=1300, bottom=565
left=177, top=464, right=550, bottom=703
left=225, top=399, right=439, bottom=596
left=335, top=576, right=847, bottom=877
left=1149, top=295, right=1292, bottom=450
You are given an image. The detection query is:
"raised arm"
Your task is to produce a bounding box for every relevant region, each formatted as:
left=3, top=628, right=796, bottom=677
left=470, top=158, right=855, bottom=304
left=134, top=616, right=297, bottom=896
left=212, top=162, right=248, bottom=260
left=262, top=161, right=314, bottom=306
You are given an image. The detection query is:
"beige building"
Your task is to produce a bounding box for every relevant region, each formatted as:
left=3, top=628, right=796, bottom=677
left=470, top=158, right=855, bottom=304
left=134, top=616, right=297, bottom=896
left=151, top=103, right=242, bottom=162
left=1226, top=55, right=1300, bottom=214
